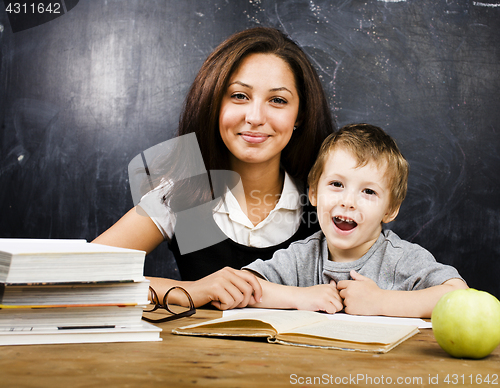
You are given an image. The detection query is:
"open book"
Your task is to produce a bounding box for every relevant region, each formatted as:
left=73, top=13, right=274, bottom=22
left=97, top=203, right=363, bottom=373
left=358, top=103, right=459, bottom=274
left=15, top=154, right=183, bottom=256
left=173, top=310, right=419, bottom=353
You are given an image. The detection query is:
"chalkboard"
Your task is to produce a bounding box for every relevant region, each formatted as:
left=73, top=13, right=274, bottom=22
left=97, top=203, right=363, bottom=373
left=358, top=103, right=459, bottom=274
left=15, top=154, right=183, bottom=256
left=1, top=0, right=499, bottom=298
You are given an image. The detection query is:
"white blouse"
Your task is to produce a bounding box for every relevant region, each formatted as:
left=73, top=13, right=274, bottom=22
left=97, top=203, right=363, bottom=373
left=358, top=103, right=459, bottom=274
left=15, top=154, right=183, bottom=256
left=138, top=172, right=304, bottom=248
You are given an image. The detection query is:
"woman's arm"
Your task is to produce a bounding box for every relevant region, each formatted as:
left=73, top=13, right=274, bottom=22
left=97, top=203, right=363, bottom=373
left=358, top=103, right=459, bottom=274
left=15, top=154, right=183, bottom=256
left=92, top=207, right=164, bottom=254
left=92, top=208, right=262, bottom=309
left=337, top=270, right=468, bottom=318
left=247, top=276, right=343, bottom=314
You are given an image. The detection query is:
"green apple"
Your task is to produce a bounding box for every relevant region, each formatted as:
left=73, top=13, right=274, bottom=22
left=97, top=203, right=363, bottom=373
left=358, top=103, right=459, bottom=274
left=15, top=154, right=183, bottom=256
left=432, top=289, right=500, bottom=359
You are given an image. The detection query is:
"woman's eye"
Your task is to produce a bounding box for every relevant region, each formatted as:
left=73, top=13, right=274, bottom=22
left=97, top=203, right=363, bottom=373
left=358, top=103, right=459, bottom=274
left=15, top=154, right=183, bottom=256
left=231, top=93, right=248, bottom=101
left=270, top=97, right=287, bottom=105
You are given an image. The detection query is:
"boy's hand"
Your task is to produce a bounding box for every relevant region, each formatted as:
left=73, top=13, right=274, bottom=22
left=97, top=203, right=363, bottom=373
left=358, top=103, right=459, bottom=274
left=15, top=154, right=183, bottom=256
left=293, top=280, right=344, bottom=314
left=337, top=270, right=384, bottom=315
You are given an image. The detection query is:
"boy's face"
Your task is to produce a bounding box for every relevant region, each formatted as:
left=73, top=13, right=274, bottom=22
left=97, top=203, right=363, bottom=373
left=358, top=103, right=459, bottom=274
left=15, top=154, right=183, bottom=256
left=309, top=148, right=399, bottom=262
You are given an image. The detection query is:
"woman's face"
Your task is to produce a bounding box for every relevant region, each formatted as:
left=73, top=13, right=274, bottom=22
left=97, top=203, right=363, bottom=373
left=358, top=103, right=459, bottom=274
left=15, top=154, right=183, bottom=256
left=219, top=53, right=300, bottom=170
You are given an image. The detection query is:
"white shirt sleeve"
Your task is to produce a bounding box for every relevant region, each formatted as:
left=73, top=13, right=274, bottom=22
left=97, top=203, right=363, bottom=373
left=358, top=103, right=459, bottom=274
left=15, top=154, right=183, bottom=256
left=137, top=184, right=176, bottom=241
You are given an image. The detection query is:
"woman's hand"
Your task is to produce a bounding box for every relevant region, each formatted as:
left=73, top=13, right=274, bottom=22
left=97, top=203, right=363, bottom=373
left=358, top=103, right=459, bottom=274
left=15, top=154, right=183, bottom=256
left=183, top=267, right=263, bottom=310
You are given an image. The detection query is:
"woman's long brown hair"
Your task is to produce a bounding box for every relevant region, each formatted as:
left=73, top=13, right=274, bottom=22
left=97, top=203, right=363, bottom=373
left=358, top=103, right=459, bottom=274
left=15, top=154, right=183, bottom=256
left=165, top=27, right=336, bottom=211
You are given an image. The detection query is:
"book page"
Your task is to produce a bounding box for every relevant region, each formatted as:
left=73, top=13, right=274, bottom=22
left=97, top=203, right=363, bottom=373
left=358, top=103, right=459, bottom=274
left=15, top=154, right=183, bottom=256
left=280, top=319, right=417, bottom=345
left=223, top=308, right=431, bottom=329
left=327, top=312, right=431, bottom=329
left=177, top=310, right=328, bottom=333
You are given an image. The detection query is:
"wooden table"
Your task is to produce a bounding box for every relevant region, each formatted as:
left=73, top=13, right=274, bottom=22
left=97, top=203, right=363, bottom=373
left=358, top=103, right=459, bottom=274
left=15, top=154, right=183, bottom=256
left=1, top=308, right=498, bottom=387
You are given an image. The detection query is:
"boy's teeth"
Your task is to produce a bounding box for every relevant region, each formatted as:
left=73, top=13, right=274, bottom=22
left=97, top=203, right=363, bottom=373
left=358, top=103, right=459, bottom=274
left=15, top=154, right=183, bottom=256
left=336, top=216, right=353, bottom=223
left=334, top=216, right=358, bottom=231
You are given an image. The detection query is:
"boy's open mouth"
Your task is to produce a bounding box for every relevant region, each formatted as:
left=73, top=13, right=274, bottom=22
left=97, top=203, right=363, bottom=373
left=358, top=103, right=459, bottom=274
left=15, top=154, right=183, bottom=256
left=333, top=216, right=357, bottom=231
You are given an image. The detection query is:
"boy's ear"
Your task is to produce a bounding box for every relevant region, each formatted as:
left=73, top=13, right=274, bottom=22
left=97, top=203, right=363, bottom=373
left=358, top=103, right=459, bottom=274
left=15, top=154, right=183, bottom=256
left=308, top=187, right=317, bottom=206
left=382, top=206, right=400, bottom=224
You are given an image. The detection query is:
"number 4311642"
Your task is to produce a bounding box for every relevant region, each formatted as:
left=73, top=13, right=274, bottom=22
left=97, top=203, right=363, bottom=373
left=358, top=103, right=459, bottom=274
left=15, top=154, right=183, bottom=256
left=444, top=374, right=498, bottom=385
left=5, top=2, right=61, bottom=14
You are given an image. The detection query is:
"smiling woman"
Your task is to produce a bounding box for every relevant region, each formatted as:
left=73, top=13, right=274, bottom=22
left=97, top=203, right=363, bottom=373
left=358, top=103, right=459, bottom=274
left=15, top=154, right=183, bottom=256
left=93, top=27, right=336, bottom=310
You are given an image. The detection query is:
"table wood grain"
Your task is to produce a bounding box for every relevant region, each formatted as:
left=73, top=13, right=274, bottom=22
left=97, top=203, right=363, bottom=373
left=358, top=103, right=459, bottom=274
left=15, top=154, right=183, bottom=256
left=1, top=308, right=498, bottom=387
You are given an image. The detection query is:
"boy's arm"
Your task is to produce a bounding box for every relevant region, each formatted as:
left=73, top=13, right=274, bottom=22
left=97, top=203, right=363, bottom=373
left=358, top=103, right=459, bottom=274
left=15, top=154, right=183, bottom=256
left=245, top=273, right=343, bottom=314
left=337, top=270, right=468, bottom=318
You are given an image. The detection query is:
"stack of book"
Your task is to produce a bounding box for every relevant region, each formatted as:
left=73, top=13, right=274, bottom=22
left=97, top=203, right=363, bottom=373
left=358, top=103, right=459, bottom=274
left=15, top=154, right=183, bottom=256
left=0, top=238, right=161, bottom=345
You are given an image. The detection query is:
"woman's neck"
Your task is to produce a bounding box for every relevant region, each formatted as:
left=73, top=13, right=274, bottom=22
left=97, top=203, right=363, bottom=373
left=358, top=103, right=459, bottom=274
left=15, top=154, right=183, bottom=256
left=229, top=157, right=285, bottom=226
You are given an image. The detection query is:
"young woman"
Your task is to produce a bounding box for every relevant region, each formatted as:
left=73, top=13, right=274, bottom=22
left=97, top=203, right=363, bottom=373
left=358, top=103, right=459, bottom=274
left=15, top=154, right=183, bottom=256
left=93, top=27, right=336, bottom=310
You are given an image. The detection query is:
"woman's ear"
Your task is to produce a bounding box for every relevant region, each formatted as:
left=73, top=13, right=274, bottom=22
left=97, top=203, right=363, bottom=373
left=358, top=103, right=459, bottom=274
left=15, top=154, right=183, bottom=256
left=308, top=187, right=317, bottom=206
left=294, top=115, right=303, bottom=131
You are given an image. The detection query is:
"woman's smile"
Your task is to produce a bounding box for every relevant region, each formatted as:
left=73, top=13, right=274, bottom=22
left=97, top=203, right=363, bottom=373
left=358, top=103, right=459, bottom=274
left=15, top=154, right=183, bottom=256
left=239, top=131, right=270, bottom=144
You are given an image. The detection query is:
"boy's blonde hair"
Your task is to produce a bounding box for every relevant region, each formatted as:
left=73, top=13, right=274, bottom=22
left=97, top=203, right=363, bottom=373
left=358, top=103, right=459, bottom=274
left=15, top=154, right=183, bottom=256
left=308, top=123, right=409, bottom=216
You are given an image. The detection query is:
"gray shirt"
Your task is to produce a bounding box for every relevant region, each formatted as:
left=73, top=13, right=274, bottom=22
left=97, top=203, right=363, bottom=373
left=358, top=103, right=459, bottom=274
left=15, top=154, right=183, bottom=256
left=244, top=229, right=464, bottom=291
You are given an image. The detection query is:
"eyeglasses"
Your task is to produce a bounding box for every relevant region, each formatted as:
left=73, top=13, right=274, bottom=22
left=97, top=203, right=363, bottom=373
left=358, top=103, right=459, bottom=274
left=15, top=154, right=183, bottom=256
left=142, top=286, right=196, bottom=323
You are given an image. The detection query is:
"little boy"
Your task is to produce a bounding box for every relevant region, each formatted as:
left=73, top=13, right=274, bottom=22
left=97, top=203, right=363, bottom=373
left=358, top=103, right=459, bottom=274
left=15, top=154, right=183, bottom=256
left=243, top=124, right=467, bottom=318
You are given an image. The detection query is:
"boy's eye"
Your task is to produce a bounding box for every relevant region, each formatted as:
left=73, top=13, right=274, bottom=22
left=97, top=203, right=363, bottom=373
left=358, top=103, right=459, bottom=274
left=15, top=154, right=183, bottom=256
left=363, top=188, right=377, bottom=196
left=330, top=181, right=343, bottom=188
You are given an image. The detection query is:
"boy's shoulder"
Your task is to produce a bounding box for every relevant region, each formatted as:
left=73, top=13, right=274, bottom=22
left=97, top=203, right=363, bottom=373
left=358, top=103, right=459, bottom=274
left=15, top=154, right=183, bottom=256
left=381, top=229, right=404, bottom=245
left=381, top=229, right=433, bottom=257
left=286, top=230, right=325, bottom=254
left=290, top=230, right=324, bottom=246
